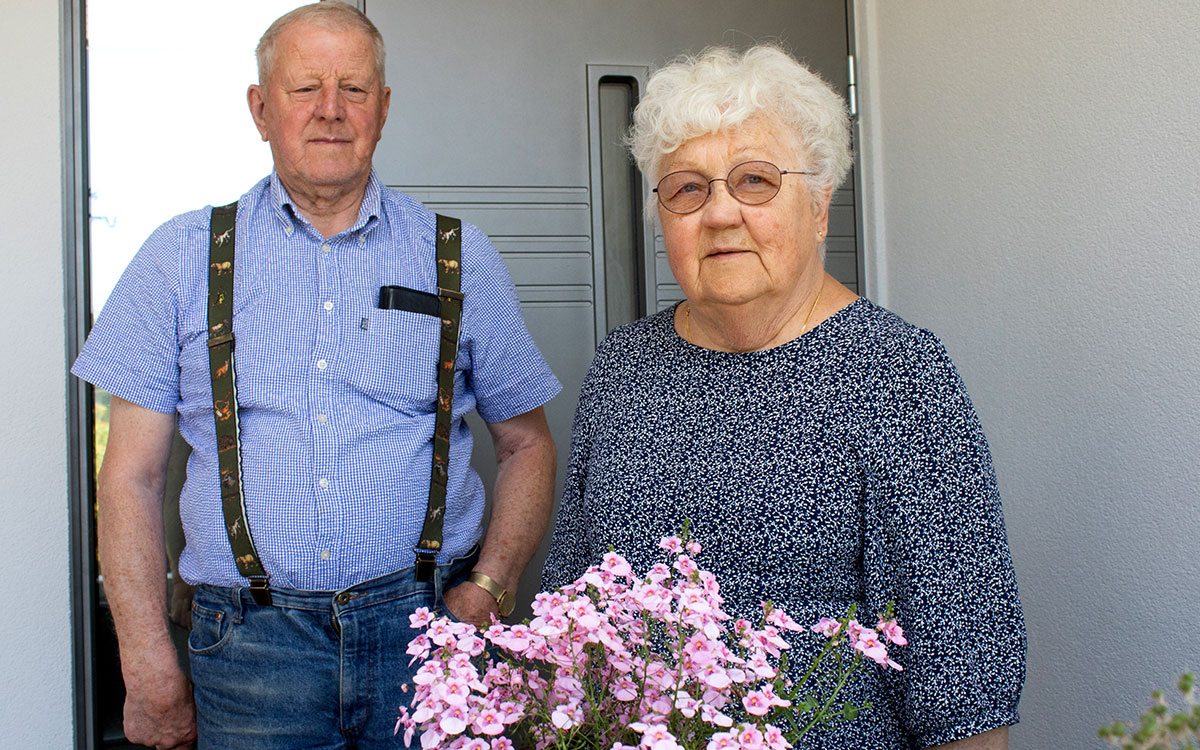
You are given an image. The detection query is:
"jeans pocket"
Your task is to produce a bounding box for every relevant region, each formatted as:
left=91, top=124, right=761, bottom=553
left=188, top=599, right=234, bottom=656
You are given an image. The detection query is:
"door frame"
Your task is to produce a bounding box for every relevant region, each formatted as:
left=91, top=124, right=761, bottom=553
left=59, top=1, right=869, bottom=746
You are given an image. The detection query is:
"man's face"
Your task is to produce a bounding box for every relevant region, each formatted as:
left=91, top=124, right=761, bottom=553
left=248, top=22, right=390, bottom=199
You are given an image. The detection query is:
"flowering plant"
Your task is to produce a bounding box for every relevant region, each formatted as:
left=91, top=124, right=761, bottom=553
left=1099, top=673, right=1199, bottom=749
left=397, top=533, right=905, bottom=750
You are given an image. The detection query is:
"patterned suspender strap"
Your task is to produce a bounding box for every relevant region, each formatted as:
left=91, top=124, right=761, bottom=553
left=207, top=202, right=272, bottom=606
left=414, top=214, right=464, bottom=582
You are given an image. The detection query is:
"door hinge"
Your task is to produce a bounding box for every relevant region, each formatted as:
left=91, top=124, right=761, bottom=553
left=847, top=54, right=858, bottom=119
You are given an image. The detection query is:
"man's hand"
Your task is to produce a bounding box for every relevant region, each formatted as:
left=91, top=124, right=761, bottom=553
left=441, top=579, right=500, bottom=628
left=121, top=644, right=197, bottom=750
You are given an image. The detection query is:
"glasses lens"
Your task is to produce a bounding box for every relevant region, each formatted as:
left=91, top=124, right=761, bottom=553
left=728, top=161, right=782, bottom=205
left=657, top=171, right=709, bottom=213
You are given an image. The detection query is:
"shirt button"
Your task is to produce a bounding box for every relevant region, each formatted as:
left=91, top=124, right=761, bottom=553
left=317, top=359, right=327, bottom=370
left=318, top=477, right=329, bottom=488
left=358, top=236, right=366, bottom=246
left=320, top=550, right=331, bottom=561
left=321, top=242, right=331, bottom=254
left=323, top=301, right=333, bottom=312
left=317, top=413, right=328, bottom=424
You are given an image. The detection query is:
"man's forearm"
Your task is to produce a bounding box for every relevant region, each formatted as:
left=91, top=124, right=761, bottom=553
left=474, top=408, right=557, bottom=592
left=98, top=469, right=178, bottom=675
left=97, top=398, right=185, bottom=686
left=97, top=398, right=196, bottom=748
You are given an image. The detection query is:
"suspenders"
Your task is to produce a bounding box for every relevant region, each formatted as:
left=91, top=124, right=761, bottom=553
left=414, top=214, right=463, bottom=582
left=207, top=202, right=272, bottom=605
left=206, top=205, right=463, bottom=602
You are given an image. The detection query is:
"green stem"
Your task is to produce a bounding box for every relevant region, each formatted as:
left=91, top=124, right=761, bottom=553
left=800, top=651, right=864, bottom=735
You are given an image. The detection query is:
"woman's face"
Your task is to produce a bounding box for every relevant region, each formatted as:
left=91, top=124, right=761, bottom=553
left=657, top=119, right=830, bottom=313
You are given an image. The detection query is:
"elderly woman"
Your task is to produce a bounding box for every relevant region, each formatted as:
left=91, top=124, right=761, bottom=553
left=542, top=46, right=1025, bottom=749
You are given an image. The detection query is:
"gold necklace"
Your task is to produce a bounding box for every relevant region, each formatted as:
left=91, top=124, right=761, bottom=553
left=684, top=284, right=823, bottom=346
left=800, top=284, right=823, bottom=334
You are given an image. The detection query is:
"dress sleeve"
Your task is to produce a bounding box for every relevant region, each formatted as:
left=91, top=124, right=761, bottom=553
left=458, top=223, right=561, bottom=424
left=70, top=219, right=186, bottom=414
left=861, top=331, right=1026, bottom=747
left=540, top=333, right=613, bottom=592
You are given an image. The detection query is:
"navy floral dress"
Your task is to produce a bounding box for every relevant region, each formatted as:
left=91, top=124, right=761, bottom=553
left=542, top=299, right=1026, bottom=749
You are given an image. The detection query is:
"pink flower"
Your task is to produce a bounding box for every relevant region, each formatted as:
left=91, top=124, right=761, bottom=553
left=489, top=739, right=514, bottom=750
left=742, top=689, right=771, bottom=716
left=394, top=706, right=415, bottom=746
left=696, top=662, right=732, bottom=689
left=706, top=731, right=738, bottom=750
left=811, top=617, right=842, bottom=637
left=550, top=701, right=583, bottom=729
left=602, top=551, right=634, bottom=577
left=471, top=708, right=505, bottom=736
left=700, top=703, right=734, bottom=727
left=632, top=722, right=683, bottom=750
left=759, top=684, right=791, bottom=709
left=763, top=725, right=792, bottom=750
left=737, top=725, right=767, bottom=750
left=685, top=540, right=702, bottom=555
left=673, top=555, right=698, bottom=577
left=659, top=536, right=684, bottom=554
left=409, top=607, right=435, bottom=629
left=877, top=618, right=908, bottom=646
left=852, top=629, right=902, bottom=669
left=765, top=607, right=804, bottom=633
left=437, top=704, right=468, bottom=736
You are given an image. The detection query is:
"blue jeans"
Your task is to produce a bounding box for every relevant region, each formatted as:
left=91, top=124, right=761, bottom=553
left=189, top=549, right=476, bottom=749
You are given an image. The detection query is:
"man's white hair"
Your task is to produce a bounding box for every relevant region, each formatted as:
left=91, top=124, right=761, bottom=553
left=256, top=1, right=387, bottom=86
left=630, top=45, right=852, bottom=211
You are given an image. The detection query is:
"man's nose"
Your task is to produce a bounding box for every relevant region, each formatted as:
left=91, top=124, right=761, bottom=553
left=316, top=86, right=345, bottom=119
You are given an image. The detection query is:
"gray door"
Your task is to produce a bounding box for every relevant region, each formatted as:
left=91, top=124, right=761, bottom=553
left=367, top=0, right=857, bottom=610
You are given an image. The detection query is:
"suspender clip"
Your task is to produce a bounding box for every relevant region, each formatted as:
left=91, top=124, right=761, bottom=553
left=207, top=332, right=234, bottom=349
left=414, top=549, right=437, bottom=582
left=437, top=287, right=464, bottom=301
left=248, top=576, right=272, bottom=606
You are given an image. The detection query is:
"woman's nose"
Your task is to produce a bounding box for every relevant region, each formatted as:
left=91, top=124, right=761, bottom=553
left=699, top=180, right=743, bottom=226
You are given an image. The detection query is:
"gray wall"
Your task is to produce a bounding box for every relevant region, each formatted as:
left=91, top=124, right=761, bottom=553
left=0, top=0, right=74, bottom=747
left=857, top=0, right=1200, bottom=747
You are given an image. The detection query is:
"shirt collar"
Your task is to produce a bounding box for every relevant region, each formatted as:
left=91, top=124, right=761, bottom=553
left=269, top=169, right=382, bottom=239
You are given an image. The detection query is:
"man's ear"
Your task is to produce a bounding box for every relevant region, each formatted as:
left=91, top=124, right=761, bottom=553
left=247, top=85, right=269, bottom=142
left=377, top=86, right=391, bottom=139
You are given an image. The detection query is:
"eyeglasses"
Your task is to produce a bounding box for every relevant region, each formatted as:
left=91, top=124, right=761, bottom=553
left=654, top=160, right=813, bottom=215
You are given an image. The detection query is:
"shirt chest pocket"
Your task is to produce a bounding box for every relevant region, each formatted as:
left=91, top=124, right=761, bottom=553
left=345, top=307, right=449, bottom=414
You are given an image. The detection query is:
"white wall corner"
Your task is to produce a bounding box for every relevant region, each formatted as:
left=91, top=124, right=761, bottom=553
left=849, top=0, right=887, bottom=307
left=0, top=0, right=75, bottom=747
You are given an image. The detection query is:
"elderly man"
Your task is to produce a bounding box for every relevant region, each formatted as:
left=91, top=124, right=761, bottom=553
left=72, top=3, right=559, bottom=748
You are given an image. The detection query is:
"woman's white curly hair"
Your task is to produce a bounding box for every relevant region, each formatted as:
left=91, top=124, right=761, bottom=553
left=630, top=45, right=852, bottom=211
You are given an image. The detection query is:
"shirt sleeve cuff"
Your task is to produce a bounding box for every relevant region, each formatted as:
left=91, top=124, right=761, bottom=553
left=914, top=710, right=1019, bottom=748
left=71, top=359, right=178, bottom=415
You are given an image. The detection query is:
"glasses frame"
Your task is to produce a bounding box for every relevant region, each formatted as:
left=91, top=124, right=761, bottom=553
left=653, top=160, right=814, bottom=215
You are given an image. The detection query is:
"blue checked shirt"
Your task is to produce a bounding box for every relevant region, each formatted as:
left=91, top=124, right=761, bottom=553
left=73, top=172, right=561, bottom=591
